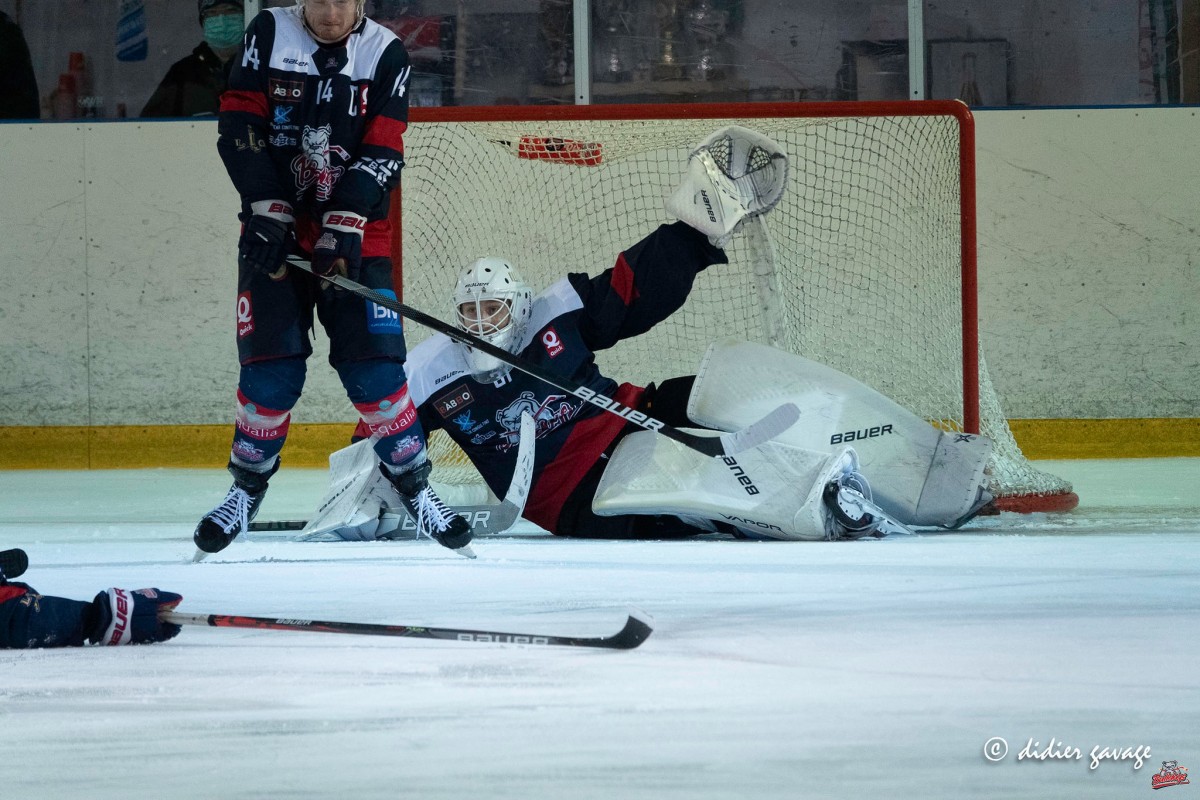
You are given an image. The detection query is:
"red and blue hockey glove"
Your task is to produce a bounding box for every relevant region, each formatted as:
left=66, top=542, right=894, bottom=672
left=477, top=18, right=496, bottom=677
left=312, top=210, right=366, bottom=282
left=89, top=587, right=184, bottom=645
left=238, top=200, right=295, bottom=275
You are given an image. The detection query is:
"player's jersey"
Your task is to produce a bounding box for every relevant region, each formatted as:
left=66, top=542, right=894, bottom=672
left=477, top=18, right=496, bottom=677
left=405, top=222, right=727, bottom=531
left=217, top=7, right=410, bottom=255
left=0, top=584, right=91, bottom=649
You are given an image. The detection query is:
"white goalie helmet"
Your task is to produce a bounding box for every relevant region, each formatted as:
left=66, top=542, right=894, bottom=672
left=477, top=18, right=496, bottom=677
left=453, top=257, right=534, bottom=383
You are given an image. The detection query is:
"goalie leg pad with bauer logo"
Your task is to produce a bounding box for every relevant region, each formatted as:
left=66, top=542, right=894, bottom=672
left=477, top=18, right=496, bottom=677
left=686, top=340, right=993, bottom=528
left=592, top=430, right=863, bottom=541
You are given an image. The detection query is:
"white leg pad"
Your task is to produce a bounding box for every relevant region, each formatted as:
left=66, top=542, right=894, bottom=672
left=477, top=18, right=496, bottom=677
left=592, top=430, right=854, bottom=541
left=299, top=438, right=393, bottom=541
left=686, top=339, right=993, bottom=527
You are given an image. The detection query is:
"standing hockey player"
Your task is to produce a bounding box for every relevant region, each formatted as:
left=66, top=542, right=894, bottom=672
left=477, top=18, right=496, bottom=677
left=0, top=549, right=183, bottom=649
left=198, top=0, right=472, bottom=558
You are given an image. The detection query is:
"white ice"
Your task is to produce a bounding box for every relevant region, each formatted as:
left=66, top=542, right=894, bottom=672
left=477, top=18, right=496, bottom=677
left=2, top=458, right=1197, bottom=799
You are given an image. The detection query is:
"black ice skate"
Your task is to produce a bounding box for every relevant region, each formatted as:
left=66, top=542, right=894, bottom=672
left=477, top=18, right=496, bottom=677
left=194, top=460, right=279, bottom=556
left=381, top=461, right=475, bottom=558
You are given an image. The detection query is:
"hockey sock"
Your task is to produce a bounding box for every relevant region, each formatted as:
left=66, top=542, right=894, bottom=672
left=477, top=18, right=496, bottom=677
left=230, top=387, right=291, bottom=468
left=354, top=385, right=428, bottom=471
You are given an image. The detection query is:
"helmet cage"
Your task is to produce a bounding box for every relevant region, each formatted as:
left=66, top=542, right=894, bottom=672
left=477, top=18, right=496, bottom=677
left=452, top=258, right=533, bottom=382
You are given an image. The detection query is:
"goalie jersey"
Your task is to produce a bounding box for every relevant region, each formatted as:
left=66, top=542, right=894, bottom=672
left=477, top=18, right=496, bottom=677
left=405, top=222, right=728, bottom=533
left=217, top=6, right=410, bottom=256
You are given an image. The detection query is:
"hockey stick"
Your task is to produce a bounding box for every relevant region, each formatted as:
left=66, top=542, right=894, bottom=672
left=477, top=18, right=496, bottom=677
left=0, top=548, right=29, bottom=581
left=286, top=257, right=799, bottom=458
left=162, top=608, right=653, bottom=650
left=247, top=501, right=521, bottom=537
left=277, top=411, right=536, bottom=544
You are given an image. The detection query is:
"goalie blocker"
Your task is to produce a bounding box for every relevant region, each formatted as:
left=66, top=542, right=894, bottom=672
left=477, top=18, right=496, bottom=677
left=591, top=339, right=993, bottom=540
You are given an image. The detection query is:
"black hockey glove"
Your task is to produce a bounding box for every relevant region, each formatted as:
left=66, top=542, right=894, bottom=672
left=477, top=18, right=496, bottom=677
left=238, top=200, right=295, bottom=275
left=312, top=211, right=366, bottom=282
left=87, top=587, right=183, bottom=646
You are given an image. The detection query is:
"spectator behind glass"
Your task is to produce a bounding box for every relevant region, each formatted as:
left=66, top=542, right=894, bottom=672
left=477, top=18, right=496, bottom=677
left=0, top=11, right=40, bottom=119
left=140, top=0, right=245, bottom=118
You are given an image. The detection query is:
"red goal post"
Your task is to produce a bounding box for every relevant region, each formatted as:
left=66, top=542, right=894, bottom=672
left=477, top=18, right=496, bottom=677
left=388, top=101, right=1077, bottom=514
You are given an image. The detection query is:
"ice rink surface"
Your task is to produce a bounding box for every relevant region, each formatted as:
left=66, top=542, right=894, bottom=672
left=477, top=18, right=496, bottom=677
left=2, top=458, right=1197, bottom=799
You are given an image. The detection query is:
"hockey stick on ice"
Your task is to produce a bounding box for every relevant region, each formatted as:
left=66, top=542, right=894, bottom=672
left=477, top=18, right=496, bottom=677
left=162, top=608, right=653, bottom=650
left=0, top=548, right=29, bottom=581
left=247, top=501, right=521, bottom=537
left=248, top=505, right=518, bottom=535
left=286, top=257, right=799, bottom=458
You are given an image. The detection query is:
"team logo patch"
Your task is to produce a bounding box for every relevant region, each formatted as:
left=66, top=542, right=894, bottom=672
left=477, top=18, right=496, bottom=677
left=269, top=78, right=305, bottom=103
left=541, top=327, right=565, bottom=357
left=389, top=435, right=424, bottom=464
left=236, top=291, right=254, bottom=338
left=433, top=385, right=474, bottom=418
left=495, top=390, right=576, bottom=451
left=231, top=439, right=266, bottom=463
left=453, top=411, right=485, bottom=434
left=272, top=105, right=293, bottom=126
left=365, top=289, right=403, bottom=335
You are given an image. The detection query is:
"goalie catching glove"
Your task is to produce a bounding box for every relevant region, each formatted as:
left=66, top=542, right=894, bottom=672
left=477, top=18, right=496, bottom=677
left=312, top=210, right=366, bottom=282
left=666, top=125, right=788, bottom=248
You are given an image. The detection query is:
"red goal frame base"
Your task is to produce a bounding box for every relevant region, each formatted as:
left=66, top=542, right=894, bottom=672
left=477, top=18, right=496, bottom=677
left=992, top=492, right=1080, bottom=514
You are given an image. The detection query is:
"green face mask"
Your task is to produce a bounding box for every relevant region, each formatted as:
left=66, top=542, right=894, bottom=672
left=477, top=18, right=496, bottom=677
left=204, top=14, right=244, bottom=51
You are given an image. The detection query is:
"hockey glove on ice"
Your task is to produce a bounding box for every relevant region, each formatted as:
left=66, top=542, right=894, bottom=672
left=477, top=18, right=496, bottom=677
left=88, top=587, right=184, bottom=645
left=312, top=211, right=366, bottom=282
left=238, top=200, right=295, bottom=275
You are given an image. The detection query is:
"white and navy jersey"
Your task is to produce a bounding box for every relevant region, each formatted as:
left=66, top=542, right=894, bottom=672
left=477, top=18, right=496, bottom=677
left=217, top=7, right=409, bottom=255
left=406, top=222, right=728, bottom=532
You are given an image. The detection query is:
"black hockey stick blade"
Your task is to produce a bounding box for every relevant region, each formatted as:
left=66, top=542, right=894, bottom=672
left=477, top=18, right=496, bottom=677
left=0, top=548, right=29, bottom=581
left=285, top=257, right=796, bottom=457
left=248, top=519, right=308, bottom=531
left=161, top=608, right=654, bottom=650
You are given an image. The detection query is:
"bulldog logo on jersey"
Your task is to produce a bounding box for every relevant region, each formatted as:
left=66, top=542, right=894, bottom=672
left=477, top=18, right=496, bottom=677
left=495, top=391, right=577, bottom=450
left=292, top=125, right=350, bottom=201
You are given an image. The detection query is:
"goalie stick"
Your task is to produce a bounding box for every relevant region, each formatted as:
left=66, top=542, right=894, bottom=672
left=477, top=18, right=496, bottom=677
left=285, top=257, right=799, bottom=459
left=161, top=608, right=653, bottom=650
left=0, top=548, right=29, bottom=580
left=278, top=411, right=537, bottom=544
left=247, top=501, right=521, bottom=538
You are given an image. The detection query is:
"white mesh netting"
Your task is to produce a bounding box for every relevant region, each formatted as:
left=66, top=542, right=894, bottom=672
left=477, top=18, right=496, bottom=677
left=398, top=105, right=1074, bottom=512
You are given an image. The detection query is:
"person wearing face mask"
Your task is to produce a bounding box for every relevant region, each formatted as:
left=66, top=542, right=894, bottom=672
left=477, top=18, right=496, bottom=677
left=140, top=0, right=245, bottom=118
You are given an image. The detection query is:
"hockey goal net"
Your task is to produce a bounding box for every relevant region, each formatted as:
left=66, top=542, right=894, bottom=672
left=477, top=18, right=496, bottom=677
left=393, top=101, right=1077, bottom=514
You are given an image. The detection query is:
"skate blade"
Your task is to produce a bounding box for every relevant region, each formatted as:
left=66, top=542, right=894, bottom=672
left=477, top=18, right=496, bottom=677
left=191, top=548, right=211, bottom=563
left=454, top=544, right=478, bottom=560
